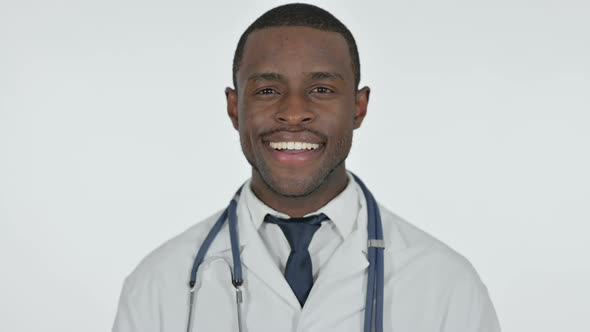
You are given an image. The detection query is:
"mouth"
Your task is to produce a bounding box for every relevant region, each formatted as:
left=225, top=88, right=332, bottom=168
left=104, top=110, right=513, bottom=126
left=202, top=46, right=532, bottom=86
left=264, top=140, right=324, bottom=164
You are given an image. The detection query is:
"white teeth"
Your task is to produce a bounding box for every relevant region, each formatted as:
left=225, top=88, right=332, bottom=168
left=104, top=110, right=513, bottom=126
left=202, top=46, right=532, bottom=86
left=269, top=142, right=321, bottom=151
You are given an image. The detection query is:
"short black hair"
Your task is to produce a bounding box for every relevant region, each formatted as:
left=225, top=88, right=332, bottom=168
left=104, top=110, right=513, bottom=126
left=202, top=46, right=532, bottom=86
left=232, top=3, right=360, bottom=90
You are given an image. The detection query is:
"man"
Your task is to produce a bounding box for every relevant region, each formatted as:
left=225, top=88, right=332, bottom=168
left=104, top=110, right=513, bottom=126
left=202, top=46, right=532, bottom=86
left=113, top=3, right=500, bottom=332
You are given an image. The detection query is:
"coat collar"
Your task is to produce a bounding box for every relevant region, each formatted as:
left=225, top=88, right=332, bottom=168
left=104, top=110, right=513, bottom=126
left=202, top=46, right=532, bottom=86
left=203, top=175, right=407, bottom=256
left=200, top=175, right=408, bottom=310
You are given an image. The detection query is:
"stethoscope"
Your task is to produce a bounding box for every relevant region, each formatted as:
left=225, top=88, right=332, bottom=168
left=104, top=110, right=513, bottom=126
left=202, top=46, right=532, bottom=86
left=185, top=173, right=385, bottom=332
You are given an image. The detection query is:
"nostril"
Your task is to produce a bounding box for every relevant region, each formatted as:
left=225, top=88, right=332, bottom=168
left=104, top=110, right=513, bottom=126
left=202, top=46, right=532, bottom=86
left=275, top=109, right=315, bottom=125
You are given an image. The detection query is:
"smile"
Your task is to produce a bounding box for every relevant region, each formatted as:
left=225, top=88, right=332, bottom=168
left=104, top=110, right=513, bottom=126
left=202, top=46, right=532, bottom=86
left=265, top=140, right=324, bottom=164
left=269, top=142, right=321, bottom=151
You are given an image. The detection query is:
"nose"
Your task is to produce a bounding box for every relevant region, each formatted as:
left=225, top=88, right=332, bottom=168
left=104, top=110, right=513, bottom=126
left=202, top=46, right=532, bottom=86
left=275, top=94, right=315, bottom=125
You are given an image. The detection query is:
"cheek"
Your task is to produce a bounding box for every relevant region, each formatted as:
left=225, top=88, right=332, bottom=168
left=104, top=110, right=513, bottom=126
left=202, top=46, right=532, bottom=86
left=235, top=106, right=251, bottom=152
left=325, top=105, right=357, bottom=135
left=237, top=107, right=266, bottom=150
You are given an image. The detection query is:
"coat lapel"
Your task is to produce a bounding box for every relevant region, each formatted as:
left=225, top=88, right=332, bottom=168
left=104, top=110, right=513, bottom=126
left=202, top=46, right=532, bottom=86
left=240, top=226, right=302, bottom=310
left=235, top=198, right=302, bottom=311
left=299, top=226, right=369, bottom=326
left=200, top=199, right=302, bottom=311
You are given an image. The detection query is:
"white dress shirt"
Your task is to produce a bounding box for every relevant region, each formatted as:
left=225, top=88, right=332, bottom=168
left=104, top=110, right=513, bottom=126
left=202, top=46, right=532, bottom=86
left=245, top=173, right=360, bottom=282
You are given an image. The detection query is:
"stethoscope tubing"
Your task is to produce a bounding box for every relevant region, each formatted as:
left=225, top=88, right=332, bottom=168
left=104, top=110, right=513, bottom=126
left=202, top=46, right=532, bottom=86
left=354, top=173, right=385, bottom=332
left=186, top=174, right=385, bottom=332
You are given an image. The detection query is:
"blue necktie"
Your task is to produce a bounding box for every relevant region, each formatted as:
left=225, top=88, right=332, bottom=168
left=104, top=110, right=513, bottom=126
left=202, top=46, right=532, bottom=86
left=264, top=213, right=328, bottom=306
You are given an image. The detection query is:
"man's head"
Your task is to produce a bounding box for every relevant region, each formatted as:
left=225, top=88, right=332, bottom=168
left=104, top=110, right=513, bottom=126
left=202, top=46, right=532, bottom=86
left=226, top=3, right=370, bottom=201
left=231, top=3, right=361, bottom=91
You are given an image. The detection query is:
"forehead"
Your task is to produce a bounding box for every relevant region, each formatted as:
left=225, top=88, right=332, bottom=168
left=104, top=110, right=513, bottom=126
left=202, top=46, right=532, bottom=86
left=237, top=26, right=354, bottom=87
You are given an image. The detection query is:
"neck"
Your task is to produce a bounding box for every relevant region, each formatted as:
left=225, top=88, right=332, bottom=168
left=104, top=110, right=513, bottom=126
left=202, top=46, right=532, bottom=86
left=250, top=165, right=349, bottom=218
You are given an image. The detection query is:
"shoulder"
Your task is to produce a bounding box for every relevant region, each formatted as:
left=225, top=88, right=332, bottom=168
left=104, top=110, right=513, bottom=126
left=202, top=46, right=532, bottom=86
left=378, top=204, right=484, bottom=284
left=379, top=205, right=500, bottom=330
left=122, top=209, right=226, bottom=292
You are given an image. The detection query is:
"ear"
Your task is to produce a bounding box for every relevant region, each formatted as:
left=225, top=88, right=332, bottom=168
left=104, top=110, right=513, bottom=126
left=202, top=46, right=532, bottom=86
left=353, top=86, right=370, bottom=129
left=225, top=87, right=239, bottom=130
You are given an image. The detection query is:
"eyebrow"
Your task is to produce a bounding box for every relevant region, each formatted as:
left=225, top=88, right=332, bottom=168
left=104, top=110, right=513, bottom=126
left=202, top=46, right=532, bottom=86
left=247, top=72, right=284, bottom=83
left=305, top=71, right=345, bottom=81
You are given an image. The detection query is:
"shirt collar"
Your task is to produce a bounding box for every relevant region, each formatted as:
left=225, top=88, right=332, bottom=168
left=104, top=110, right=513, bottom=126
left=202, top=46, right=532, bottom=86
left=243, top=172, right=361, bottom=239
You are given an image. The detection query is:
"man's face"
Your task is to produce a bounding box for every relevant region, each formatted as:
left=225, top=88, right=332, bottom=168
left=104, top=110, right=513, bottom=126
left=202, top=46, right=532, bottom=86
left=227, top=26, right=369, bottom=197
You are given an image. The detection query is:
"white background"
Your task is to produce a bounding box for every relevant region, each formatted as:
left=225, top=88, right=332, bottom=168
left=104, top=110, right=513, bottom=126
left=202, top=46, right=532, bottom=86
left=1, top=0, right=588, bottom=331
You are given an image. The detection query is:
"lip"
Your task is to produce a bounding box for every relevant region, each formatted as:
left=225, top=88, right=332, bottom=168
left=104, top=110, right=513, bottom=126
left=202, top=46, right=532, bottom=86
left=261, top=130, right=326, bottom=165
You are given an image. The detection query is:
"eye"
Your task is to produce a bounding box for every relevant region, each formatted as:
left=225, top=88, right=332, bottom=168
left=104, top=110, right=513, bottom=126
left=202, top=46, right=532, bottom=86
left=256, top=88, right=279, bottom=95
left=310, top=86, right=334, bottom=94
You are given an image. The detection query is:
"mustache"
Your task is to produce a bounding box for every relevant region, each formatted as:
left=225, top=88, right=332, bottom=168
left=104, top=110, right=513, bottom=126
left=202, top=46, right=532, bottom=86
left=260, top=125, right=328, bottom=141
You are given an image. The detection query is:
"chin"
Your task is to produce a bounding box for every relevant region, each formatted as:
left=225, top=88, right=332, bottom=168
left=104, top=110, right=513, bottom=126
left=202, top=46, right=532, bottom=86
left=263, top=171, right=324, bottom=198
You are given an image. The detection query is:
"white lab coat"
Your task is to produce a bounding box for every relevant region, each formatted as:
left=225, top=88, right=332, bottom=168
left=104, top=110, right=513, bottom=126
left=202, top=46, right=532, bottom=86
left=113, top=185, right=501, bottom=332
